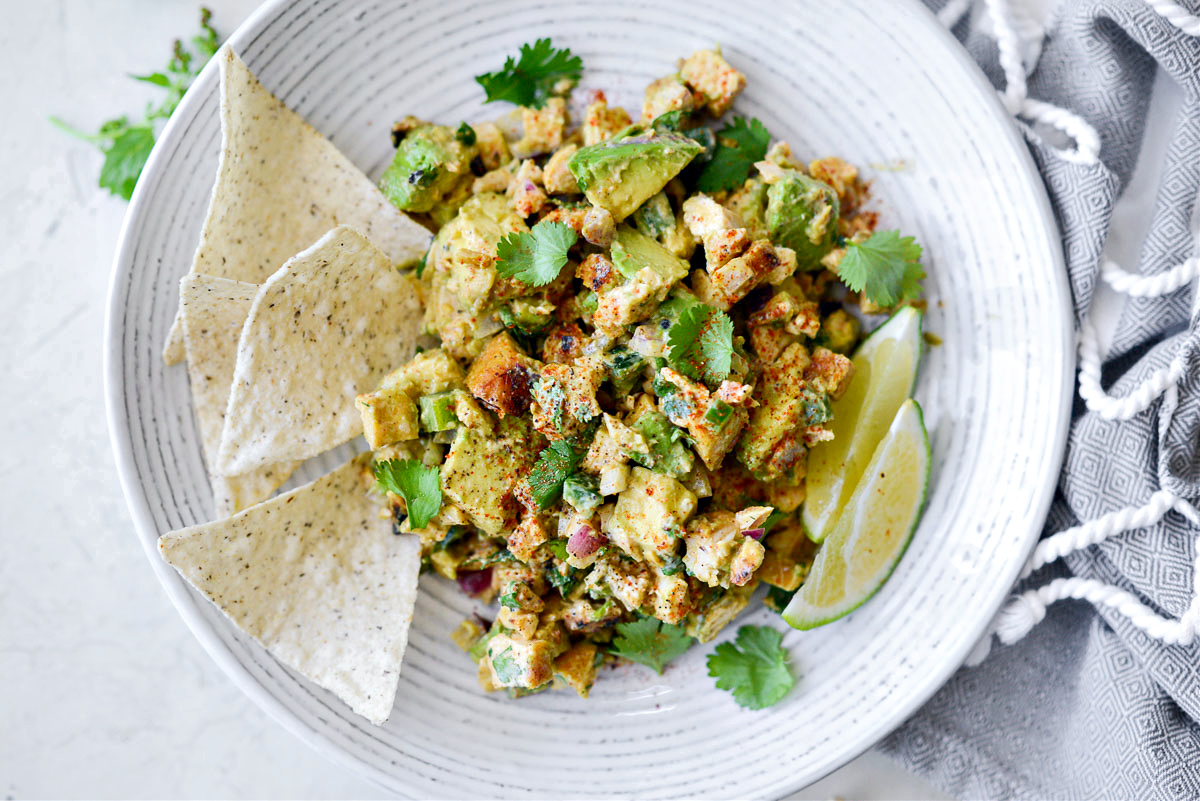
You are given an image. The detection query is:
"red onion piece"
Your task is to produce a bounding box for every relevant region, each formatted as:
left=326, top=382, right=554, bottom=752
left=743, top=527, right=766, bottom=541
left=567, top=522, right=606, bottom=558
left=457, top=568, right=493, bottom=597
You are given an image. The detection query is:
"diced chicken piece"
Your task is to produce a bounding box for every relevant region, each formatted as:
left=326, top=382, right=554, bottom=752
left=710, top=240, right=788, bottom=304
left=562, top=598, right=622, bottom=633
left=748, top=323, right=796, bottom=363
left=507, top=509, right=550, bottom=562
left=497, top=606, right=540, bottom=640
left=683, top=511, right=752, bottom=587
left=642, top=76, right=696, bottom=122
left=593, top=267, right=671, bottom=332
left=582, top=93, right=633, bottom=146
left=539, top=205, right=588, bottom=236
left=804, top=346, right=855, bottom=398
left=472, top=166, right=513, bottom=194
left=584, top=554, right=655, bottom=612
left=577, top=253, right=616, bottom=292
left=581, top=206, right=615, bottom=247
left=512, top=97, right=567, bottom=158
left=486, top=633, right=555, bottom=689
left=582, top=423, right=627, bottom=474
left=657, top=367, right=751, bottom=470
left=747, top=291, right=802, bottom=327
left=542, top=321, right=586, bottom=364
left=530, top=357, right=606, bottom=440
left=690, top=269, right=731, bottom=312
left=472, top=121, right=511, bottom=170
left=542, top=144, right=579, bottom=194
left=682, top=194, right=743, bottom=239
left=652, top=571, right=691, bottom=624
left=679, top=48, right=746, bottom=116
left=702, top=228, right=751, bottom=271
left=729, top=538, right=766, bottom=586
left=507, top=159, right=547, bottom=217
left=605, top=467, right=697, bottom=563
left=785, top=299, right=822, bottom=338
left=554, top=642, right=599, bottom=698
left=809, top=156, right=860, bottom=206
left=466, top=332, right=540, bottom=417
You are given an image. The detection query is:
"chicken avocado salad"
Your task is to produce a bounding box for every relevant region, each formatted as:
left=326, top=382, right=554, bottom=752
left=356, top=42, right=930, bottom=701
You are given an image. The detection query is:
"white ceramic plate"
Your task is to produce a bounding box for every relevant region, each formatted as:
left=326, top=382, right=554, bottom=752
left=106, top=0, right=1072, bottom=796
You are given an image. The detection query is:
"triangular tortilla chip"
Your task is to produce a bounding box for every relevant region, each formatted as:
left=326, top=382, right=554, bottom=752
left=159, top=455, right=420, bottom=725
left=163, top=46, right=432, bottom=365
left=179, top=273, right=300, bottom=515
left=215, top=225, right=422, bottom=476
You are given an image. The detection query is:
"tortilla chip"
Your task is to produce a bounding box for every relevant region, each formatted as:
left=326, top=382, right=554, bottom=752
left=179, top=273, right=300, bottom=515
left=215, top=225, right=422, bottom=476
left=163, top=46, right=432, bottom=365
left=159, top=455, right=420, bottom=725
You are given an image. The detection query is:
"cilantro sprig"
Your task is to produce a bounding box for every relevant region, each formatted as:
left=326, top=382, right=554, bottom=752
left=610, top=616, right=694, bottom=674
left=475, top=38, right=583, bottom=108
left=666, top=303, right=734, bottom=387
left=374, top=458, right=442, bottom=530
left=707, top=625, right=795, bottom=709
left=521, top=441, right=584, bottom=509
left=696, top=116, right=771, bottom=193
left=50, top=8, right=221, bottom=200
left=495, top=220, right=578, bottom=287
left=837, top=230, right=925, bottom=307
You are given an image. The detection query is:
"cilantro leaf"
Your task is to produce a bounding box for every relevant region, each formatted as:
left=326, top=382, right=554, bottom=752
left=50, top=8, right=221, bottom=200
left=666, top=303, right=734, bottom=386
left=495, top=221, right=577, bottom=286
left=610, top=616, right=694, bottom=674
left=521, top=440, right=584, bottom=509
left=836, top=230, right=925, bottom=307
left=98, top=126, right=156, bottom=201
left=374, top=459, right=442, bottom=529
left=475, top=38, right=583, bottom=108
left=696, top=117, right=771, bottom=193
left=455, top=121, right=476, bottom=146
left=706, top=625, right=794, bottom=709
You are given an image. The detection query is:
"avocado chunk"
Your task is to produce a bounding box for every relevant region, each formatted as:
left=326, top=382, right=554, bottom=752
left=568, top=126, right=702, bottom=222
left=602, top=345, right=646, bottom=396
left=380, top=123, right=475, bottom=213
left=765, top=170, right=840, bottom=269
left=441, top=426, right=521, bottom=535
left=419, top=391, right=459, bottom=432
left=610, top=225, right=690, bottom=282
left=633, top=191, right=675, bottom=240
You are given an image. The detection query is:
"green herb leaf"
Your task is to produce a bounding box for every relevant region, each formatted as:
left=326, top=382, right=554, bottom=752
left=495, top=220, right=577, bottom=286
left=50, top=8, right=221, bottom=201
left=455, top=121, right=477, bottom=146
left=706, top=625, right=794, bottom=709
left=521, top=440, right=584, bottom=509
left=498, top=591, right=522, bottom=610
left=836, top=230, right=925, bottom=307
left=610, top=616, right=694, bottom=674
left=666, top=303, right=734, bottom=386
left=490, top=646, right=522, bottom=684
left=475, top=38, right=583, bottom=108
left=696, top=116, right=771, bottom=193
left=98, top=126, right=156, bottom=201
left=374, top=458, right=442, bottom=529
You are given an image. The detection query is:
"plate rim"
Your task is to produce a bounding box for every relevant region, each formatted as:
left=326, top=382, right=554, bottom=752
left=103, top=0, right=1075, bottom=795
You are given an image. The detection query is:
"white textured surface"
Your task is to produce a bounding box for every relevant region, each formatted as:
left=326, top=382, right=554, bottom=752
left=0, top=0, right=1104, bottom=797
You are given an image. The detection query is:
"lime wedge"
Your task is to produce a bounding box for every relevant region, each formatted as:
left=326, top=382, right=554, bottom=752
left=802, top=306, right=922, bottom=543
left=783, top=399, right=929, bottom=629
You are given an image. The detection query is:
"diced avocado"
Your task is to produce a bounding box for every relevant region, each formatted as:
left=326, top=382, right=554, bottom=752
left=629, top=409, right=695, bottom=479
left=726, top=178, right=769, bottom=241
left=441, top=427, right=521, bottom=535
left=380, top=123, right=475, bottom=213
left=610, top=225, right=690, bottom=282
left=633, top=191, right=675, bottom=240
left=603, top=345, right=646, bottom=396
left=765, top=170, right=840, bottom=269
left=419, top=391, right=459, bottom=432
left=654, top=289, right=702, bottom=328
left=800, top=387, right=833, bottom=426
left=819, top=308, right=861, bottom=354
left=355, top=388, right=418, bottom=449
left=568, top=126, right=703, bottom=221
left=737, top=342, right=813, bottom=479
left=499, top=297, right=555, bottom=335
left=563, top=474, right=603, bottom=516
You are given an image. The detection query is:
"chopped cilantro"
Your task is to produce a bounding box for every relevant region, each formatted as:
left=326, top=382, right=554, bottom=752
left=666, top=303, right=734, bottom=386
left=837, top=230, right=925, bottom=307
left=543, top=539, right=570, bottom=560
left=495, top=221, right=578, bottom=286
left=490, top=647, right=522, bottom=684
left=695, top=116, right=771, bottom=193
left=455, top=121, right=476, bottom=146
left=706, top=625, right=794, bottom=709
left=522, top=441, right=584, bottom=509
left=373, top=459, right=442, bottom=529
left=659, top=553, right=687, bottom=576
left=610, top=616, right=694, bottom=674
left=498, top=591, right=522, bottom=610
left=474, top=38, right=583, bottom=108
left=50, top=8, right=220, bottom=200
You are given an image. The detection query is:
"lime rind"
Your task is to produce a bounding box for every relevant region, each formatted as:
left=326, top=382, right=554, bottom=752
left=802, top=306, right=924, bottom=544
left=783, top=399, right=930, bottom=630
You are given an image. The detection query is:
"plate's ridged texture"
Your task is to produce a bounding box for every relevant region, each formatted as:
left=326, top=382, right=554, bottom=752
left=106, top=0, right=1072, bottom=797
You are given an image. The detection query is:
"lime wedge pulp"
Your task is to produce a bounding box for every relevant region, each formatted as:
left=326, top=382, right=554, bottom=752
left=802, top=306, right=923, bottom=543
left=783, top=399, right=930, bottom=629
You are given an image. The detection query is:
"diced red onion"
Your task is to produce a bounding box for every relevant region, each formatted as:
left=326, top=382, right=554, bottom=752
left=457, top=568, right=493, bottom=597
left=743, top=527, right=766, bottom=541
left=567, top=523, right=606, bottom=558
